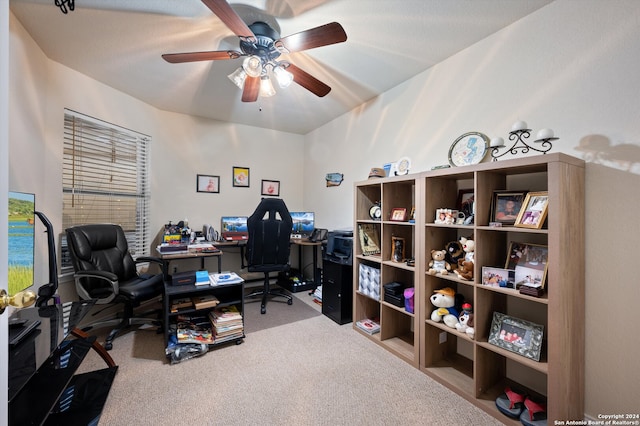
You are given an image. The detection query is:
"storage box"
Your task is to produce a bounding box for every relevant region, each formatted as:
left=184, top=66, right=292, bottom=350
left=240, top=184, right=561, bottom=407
left=385, top=292, right=404, bottom=307
left=358, top=264, right=380, bottom=300
left=383, top=281, right=404, bottom=296
left=404, top=287, right=415, bottom=313
left=171, top=270, right=195, bottom=286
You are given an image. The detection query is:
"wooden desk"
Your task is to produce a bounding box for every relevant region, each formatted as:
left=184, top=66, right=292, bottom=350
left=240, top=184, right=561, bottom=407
left=158, top=249, right=223, bottom=279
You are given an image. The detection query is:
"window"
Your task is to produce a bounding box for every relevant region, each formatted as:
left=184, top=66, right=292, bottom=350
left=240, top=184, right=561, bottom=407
left=61, top=110, right=150, bottom=270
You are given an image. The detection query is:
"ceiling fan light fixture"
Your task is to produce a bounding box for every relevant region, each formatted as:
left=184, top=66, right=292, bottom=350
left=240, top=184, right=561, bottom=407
left=273, top=66, right=294, bottom=88
left=259, top=75, right=276, bottom=98
left=227, top=67, right=247, bottom=89
left=242, top=55, right=263, bottom=78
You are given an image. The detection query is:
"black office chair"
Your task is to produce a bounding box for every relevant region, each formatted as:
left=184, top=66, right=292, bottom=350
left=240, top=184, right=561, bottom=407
left=245, top=198, right=294, bottom=314
left=65, top=224, right=164, bottom=350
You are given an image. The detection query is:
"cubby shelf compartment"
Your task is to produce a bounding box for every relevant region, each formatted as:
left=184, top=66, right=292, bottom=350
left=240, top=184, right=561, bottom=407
left=355, top=153, right=584, bottom=423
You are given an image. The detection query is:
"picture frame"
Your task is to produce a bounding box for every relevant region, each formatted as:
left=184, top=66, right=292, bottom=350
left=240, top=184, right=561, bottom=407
left=505, top=242, right=549, bottom=289
left=358, top=223, right=381, bottom=256
left=491, top=190, right=527, bottom=225
left=232, top=166, right=250, bottom=188
left=515, top=191, right=548, bottom=229
left=457, top=189, right=475, bottom=220
left=196, top=174, right=220, bottom=193
left=488, top=312, right=544, bottom=361
left=261, top=179, right=280, bottom=196
left=391, top=236, right=405, bottom=262
left=481, top=266, right=516, bottom=289
left=390, top=207, right=407, bottom=222
left=448, top=131, right=489, bottom=167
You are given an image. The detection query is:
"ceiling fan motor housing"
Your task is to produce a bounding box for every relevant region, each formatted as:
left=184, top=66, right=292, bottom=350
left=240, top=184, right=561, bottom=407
left=240, top=21, right=282, bottom=63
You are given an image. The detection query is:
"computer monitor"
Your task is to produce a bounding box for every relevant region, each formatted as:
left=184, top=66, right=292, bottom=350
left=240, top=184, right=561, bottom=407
left=290, top=212, right=315, bottom=236
left=220, top=216, right=248, bottom=233
left=8, top=191, right=35, bottom=295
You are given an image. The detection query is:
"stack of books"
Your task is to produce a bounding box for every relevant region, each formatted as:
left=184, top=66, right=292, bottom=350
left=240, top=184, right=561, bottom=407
left=191, top=294, right=220, bottom=310
left=209, top=272, right=244, bottom=286
left=176, top=314, right=214, bottom=344
left=209, top=305, right=244, bottom=344
left=355, top=317, right=380, bottom=335
left=170, top=297, right=193, bottom=313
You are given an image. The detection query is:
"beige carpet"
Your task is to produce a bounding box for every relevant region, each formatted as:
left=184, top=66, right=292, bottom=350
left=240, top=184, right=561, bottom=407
left=77, top=293, right=503, bottom=426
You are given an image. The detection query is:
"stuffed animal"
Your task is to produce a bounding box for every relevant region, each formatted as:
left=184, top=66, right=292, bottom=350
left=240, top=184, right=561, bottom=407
left=455, top=302, right=475, bottom=338
left=454, top=259, right=474, bottom=281
left=430, top=287, right=461, bottom=328
left=460, top=236, right=475, bottom=263
left=428, top=249, right=451, bottom=275
left=444, top=240, right=465, bottom=270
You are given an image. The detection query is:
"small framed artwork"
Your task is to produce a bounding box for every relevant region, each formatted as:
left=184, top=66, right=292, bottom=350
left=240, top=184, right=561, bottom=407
left=505, top=242, right=549, bottom=288
left=261, top=180, right=280, bottom=196
left=196, top=174, right=220, bottom=193
left=481, top=266, right=516, bottom=289
left=515, top=191, right=549, bottom=229
left=488, top=312, right=544, bottom=361
left=232, top=166, right=250, bottom=188
left=391, top=236, right=405, bottom=262
left=491, top=190, right=527, bottom=225
left=390, top=208, right=407, bottom=222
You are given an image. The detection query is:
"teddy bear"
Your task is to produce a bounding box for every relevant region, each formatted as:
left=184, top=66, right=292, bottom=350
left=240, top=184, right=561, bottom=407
left=460, top=236, right=475, bottom=263
left=454, top=259, right=474, bottom=280
left=444, top=240, right=465, bottom=270
left=455, top=302, right=475, bottom=338
left=428, top=249, right=451, bottom=275
left=430, top=287, right=461, bottom=328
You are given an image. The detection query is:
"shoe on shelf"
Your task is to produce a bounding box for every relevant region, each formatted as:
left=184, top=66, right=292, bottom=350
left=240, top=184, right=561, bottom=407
left=495, top=386, right=526, bottom=418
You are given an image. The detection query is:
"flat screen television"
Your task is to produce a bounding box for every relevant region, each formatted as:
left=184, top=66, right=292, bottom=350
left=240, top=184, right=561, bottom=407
left=8, top=191, right=35, bottom=295
left=290, top=211, right=315, bottom=236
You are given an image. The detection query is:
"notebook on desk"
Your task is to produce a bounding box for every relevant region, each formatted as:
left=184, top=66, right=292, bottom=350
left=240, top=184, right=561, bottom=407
left=221, top=216, right=248, bottom=241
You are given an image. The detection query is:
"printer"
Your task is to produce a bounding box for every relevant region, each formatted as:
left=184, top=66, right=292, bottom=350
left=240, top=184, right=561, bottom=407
left=324, top=230, right=353, bottom=265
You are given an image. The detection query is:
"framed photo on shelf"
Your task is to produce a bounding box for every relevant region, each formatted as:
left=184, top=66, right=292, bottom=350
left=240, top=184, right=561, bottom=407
left=196, top=174, right=220, bottom=193
left=391, top=236, right=405, bottom=262
left=232, top=166, right=250, bottom=188
left=491, top=190, right=527, bottom=225
left=481, top=266, right=515, bottom=289
left=515, top=191, right=548, bottom=229
left=488, top=312, right=544, bottom=361
left=390, top=208, right=407, bottom=222
left=505, top=242, right=549, bottom=289
left=358, top=223, right=381, bottom=256
left=457, top=189, right=475, bottom=219
left=261, top=180, right=280, bottom=196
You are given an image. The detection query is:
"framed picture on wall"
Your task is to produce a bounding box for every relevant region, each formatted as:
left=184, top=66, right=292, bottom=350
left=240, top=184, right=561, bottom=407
left=232, top=166, right=250, bottom=188
left=261, top=180, right=280, bottom=196
left=196, top=174, right=220, bottom=193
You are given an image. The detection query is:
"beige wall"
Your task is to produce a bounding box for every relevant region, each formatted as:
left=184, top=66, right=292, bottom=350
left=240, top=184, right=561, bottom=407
left=7, top=0, right=639, bottom=420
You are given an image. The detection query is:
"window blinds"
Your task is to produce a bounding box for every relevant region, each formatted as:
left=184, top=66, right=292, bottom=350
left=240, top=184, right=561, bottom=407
left=62, top=110, right=150, bottom=269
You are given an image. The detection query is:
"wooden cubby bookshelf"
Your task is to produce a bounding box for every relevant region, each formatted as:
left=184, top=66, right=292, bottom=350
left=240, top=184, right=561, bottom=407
left=354, top=154, right=584, bottom=422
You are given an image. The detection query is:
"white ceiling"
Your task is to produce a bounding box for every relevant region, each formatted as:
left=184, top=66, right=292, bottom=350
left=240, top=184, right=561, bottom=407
left=10, top=0, right=553, bottom=134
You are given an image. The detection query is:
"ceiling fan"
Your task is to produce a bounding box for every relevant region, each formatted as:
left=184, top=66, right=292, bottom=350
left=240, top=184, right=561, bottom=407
left=162, top=0, right=347, bottom=102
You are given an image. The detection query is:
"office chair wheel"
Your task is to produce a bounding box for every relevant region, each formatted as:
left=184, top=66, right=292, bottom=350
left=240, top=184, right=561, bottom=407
left=104, top=342, right=113, bottom=351
left=261, top=305, right=266, bottom=314
left=287, top=299, right=293, bottom=305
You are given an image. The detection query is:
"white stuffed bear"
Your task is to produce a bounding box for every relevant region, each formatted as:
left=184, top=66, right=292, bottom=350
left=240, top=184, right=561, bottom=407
left=460, top=236, right=475, bottom=263
left=430, top=287, right=460, bottom=328
left=455, top=302, right=475, bottom=339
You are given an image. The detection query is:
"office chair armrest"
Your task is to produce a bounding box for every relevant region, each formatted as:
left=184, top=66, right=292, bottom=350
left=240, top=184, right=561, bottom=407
left=73, top=270, right=119, bottom=304
left=135, top=256, right=164, bottom=266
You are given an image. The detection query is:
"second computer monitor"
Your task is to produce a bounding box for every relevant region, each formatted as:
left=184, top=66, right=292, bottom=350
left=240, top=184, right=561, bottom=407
left=290, top=211, right=315, bottom=237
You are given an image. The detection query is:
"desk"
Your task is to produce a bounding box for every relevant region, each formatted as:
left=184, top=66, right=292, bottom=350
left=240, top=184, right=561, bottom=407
left=214, top=239, right=322, bottom=290
left=158, top=249, right=223, bottom=279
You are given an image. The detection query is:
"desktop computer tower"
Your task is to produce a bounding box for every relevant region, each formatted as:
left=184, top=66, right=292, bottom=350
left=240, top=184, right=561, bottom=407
left=321, top=257, right=353, bottom=325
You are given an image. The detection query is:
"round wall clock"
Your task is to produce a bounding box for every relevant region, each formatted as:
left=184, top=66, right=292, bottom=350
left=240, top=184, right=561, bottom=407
left=448, top=132, right=489, bottom=167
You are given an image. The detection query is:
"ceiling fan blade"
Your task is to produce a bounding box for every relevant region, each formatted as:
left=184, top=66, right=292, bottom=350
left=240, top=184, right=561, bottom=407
left=276, top=22, right=347, bottom=53
left=162, top=50, right=242, bottom=63
left=285, top=63, right=331, bottom=97
left=242, top=76, right=260, bottom=102
left=202, top=0, right=256, bottom=41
